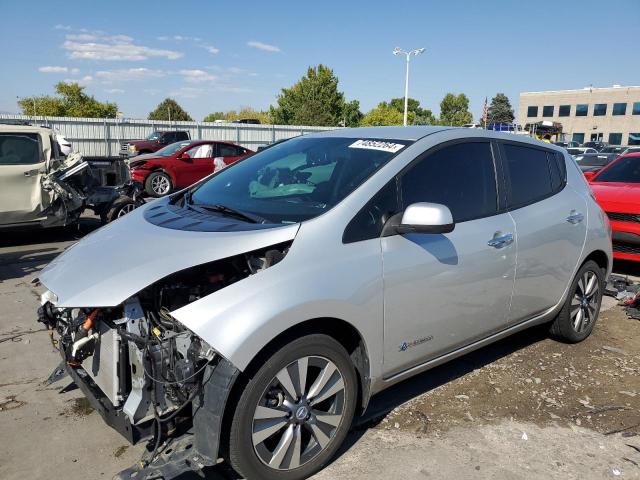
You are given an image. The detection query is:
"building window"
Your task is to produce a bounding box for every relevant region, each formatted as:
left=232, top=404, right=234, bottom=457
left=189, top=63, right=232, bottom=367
left=593, top=104, right=607, bottom=116
left=630, top=133, right=640, bottom=146
left=572, top=133, right=585, bottom=144
left=633, top=102, right=640, bottom=115
left=559, top=105, right=571, bottom=117
left=527, top=106, right=538, bottom=117
left=576, top=104, right=588, bottom=116
left=609, top=133, right=623, bottom=145
left=613, top=103, right=627, bottom=116
left=542, top=105, right=554, bottom=117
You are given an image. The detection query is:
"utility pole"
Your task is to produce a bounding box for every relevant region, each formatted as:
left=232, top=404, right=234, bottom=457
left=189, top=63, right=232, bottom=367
left=393, top=47, right=425, bottom=126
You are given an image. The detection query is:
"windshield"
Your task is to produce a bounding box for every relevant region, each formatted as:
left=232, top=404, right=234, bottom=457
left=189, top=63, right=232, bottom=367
left=145, top=132, right=161, bottom=141
left=577, top=155, right=610, bottom=167
left=189, top=136, right=410, bottom=224
left=595, top=156, right=640, bottom=183
left=156, top=141, right=193, bottom=157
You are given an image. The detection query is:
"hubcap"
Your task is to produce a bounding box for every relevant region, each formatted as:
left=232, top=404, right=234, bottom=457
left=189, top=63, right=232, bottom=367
left=571, top=270, right=600, bottom=333
left=117, top=203, right=135, bottom=218
left=251, top=356, right=345, bottom=471
left=151, top=175, right=170, bottom=195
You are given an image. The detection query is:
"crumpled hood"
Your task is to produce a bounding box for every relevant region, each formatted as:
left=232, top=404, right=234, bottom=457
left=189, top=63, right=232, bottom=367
left=39, top=202, right=300, bottom=307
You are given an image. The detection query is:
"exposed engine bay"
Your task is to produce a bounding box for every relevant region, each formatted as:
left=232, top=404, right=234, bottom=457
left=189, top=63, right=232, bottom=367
left=37, top=242, right=290, bottom=475
left=41, top=152, right=143, bottom=226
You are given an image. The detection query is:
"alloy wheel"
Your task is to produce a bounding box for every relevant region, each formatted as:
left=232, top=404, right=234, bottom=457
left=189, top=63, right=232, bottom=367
left=151, top=175, right=170, bottom=195
left=117, top=203, right=135, bottom=218
left=571, top=270, right=600, bottom=333
left=251, top=356, right=346, bottom=471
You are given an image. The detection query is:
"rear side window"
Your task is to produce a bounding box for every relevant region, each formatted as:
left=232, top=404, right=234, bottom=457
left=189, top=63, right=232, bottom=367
left=400, top=142, right=497, bottom=223
left=503, top=144, right=554, bottom=208
left=176, top=131, right=189, bottom=141
left=0, top=133, right=41, bottom=165
left=218, top=144, right=241, bottom=156
left=548, top=152, right=567, bottom=193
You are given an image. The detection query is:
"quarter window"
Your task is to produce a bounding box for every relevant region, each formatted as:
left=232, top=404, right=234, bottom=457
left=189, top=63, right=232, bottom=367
left=542, top=105, right=554, bottom=117
left=400, top=142, right=497, bottom=223
left=559, top=105, right=571, bottom=117
left=612, top=103, right=627, bottom=115
left=527, top=106, right=538, bottom=117
left=594, top=104, right=607, bottom=116
left=0, top=133, right=41, bottom=165
left=502, top=144, right=553, bottom=209
left=576, top=104, right=588, bottom=116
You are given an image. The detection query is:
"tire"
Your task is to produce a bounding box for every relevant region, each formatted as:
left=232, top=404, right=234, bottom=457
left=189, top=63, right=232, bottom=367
left=228, top=334, right=357, bottom=480
left=103, top=196, right=136, bottom=223
left=144, top=171, right=172, bottom=197
left=549, top=260, right=604, bottom=343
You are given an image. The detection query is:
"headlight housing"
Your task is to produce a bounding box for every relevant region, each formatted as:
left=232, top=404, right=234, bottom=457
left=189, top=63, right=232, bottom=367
left=129, top=144, right=137, bottom=152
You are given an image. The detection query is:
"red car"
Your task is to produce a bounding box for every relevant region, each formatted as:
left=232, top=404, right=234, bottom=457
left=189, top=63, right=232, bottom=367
left=129, top=140, right=253, bottom=197
left=586, top=152, right=640, bottom=261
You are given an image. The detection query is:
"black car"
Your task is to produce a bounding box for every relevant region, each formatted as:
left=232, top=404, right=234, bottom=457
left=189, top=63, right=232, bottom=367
left=599, top=146, right=627, bottom=155
left=582, top=141, right=609, bottom=151
left=575, top=153, right=617, bottom=173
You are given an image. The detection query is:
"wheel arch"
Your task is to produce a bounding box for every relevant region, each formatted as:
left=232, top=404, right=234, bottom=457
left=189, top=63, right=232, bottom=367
left=582, top=249, right=609, bottom=273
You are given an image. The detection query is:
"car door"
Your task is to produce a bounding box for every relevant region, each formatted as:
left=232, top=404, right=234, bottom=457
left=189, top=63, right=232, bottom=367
left=381, top=140, right=517, bottom=377
left=215, top=143, right=245, bottom=171
left=175, top=143, right=215, bottom=188
left=0, top=131, right=48, bottom=225
left=499, top=143, right=587, bottom=322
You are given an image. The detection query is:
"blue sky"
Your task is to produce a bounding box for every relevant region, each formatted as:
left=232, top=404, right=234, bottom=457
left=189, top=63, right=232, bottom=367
left=1, top=0, right=638, bottom=121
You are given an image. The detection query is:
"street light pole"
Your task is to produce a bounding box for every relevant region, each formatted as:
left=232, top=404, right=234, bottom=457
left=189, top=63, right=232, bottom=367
left=393, top=47, right=425, bottom=126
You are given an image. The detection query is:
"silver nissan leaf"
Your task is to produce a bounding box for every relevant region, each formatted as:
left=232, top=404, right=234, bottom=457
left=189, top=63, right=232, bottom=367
left=36, top=127, right=612, bottom=479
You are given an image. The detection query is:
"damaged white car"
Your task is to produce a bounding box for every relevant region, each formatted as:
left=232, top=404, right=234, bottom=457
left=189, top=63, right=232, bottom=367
left=0, top=124, right=143, bottom=229
left=36, top=127, right=612, bottom=480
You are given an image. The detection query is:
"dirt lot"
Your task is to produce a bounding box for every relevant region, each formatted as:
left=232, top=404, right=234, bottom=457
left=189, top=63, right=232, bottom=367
left=1, top=221, right=639, bottom=479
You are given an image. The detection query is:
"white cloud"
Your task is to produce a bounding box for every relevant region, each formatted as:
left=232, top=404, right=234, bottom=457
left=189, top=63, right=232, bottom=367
left=63, top=31, right=182, bottom=61
left=105, top=88, right=125, bottom=94
left=247, top=41, right=281, bottom=53
left=96, top=68, right=166, bottom=82
left=169, top=87, right=203, bottom=99
left=38, top=66, right=69, bottom=74
left=64, top=75, right=93, bottom=86
left=179, top=69, right=217, bottom=83
left=204, top=45, right=220, bottom=54
left=55, top=24, right=71, bottom=30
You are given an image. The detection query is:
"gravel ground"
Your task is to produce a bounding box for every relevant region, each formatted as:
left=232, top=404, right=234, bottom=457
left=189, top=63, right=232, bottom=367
left=1, top=222, right=639, bottom=479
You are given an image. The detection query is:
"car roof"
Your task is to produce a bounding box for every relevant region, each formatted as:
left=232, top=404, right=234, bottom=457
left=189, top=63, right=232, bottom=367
left=0, top=123, right=52, bottom=135
left=305, top=126, right=450, bottom=141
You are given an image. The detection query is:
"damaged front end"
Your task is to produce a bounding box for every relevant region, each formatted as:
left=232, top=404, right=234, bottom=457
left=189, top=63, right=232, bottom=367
left=41, top=153, right=143, bottom=227
left=37, top=242, right=290, bottom=477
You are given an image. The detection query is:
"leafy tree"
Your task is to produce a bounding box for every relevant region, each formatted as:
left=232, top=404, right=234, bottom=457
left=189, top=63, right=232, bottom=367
left=18, top=82, right=117, bottom=118
left=437, top=93, right=473, bottom=126
left=361, top=103, right=408, bottom=126
left=487, top=93, right=515, bottom=124
left=203, top=107, right=271, bottom=124
left=270, top=65, right=347, bottom=126
left=382, top=97, right=435, bottom=125
left=148, top=98, right=193, bottom=121
left=341, top=100, right=363, bottom=127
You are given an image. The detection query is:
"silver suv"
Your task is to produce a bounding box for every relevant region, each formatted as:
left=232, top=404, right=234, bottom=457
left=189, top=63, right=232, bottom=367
left=37, top=127, right=612, bottom=480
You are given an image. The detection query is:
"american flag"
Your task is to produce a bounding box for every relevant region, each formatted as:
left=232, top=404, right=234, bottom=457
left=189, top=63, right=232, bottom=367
left=481, top=97, right=488, bottom=127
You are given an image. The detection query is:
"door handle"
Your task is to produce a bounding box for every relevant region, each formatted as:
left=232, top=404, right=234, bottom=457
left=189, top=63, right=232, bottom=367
left=24, top=169, right=39, bottom=177
left=487, top=232, right=514, bottom=249
left=566, top=210, right=584, bottom=224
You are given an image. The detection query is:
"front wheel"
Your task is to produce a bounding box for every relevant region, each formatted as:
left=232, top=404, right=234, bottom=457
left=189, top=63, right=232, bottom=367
left=549, top=260, right=604, bottom=343
left=229, top=334, right=357, bottom=480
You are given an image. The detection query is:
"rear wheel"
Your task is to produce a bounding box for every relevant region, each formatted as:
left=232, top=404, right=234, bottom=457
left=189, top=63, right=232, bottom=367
left=102, top=196, right=136, bottom=223
left=228, top=334, right=357, bottom=480
left=549, top=260, right=604, bottom=343
left=145, top=171, right=172, bottom=197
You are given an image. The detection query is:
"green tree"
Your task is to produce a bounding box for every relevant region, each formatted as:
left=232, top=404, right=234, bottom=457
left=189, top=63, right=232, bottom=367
left=487, top=93, right=515, bottom=124
left=18, top=82, right=117, bottom=118
left=438, top=93, right=473, bottom=126
left=148, top=98, right=193, bottom=121
left=341, top=100, right=363, bottom=127
left=382, top=97, right=435, bottom=125
left=270, top=65, right=347, bottom=126
left=203, top=107, right=271, bottom=124
left=361, top=103, right=408, bottom=126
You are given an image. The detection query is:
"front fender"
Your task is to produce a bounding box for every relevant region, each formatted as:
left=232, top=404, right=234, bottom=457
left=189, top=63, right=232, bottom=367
left=170, top=238, right=384, bottom=379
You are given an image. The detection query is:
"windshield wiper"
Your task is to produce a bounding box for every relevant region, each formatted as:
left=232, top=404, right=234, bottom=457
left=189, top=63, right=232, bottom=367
left=195, top=203, right=265, bottom=224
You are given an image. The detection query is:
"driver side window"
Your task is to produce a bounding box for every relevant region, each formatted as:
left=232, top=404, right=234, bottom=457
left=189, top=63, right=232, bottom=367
left=186, top=144, right=213, bottom=158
